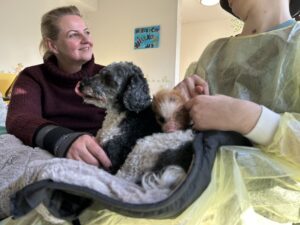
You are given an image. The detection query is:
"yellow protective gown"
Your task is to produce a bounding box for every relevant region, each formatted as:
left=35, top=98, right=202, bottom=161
left=2, top=23, right=300, bottom=225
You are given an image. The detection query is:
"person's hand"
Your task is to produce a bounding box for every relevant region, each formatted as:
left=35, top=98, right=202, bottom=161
left=66, top=134, right=112, bottom=169
left=185, top=94, right=262, bottom=134
left=174, top=74, right=209, bottom=101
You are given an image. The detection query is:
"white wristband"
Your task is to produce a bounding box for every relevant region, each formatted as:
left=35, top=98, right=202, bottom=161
left=244, top=106, right=280, bottom=145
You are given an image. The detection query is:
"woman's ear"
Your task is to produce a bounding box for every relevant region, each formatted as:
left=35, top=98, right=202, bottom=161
left=45, top=38, right=58, bottom=54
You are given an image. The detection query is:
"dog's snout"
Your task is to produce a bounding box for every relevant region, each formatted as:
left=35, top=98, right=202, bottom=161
left=75, top=77, right=93, bottom=97
left=79, top=81, right=85, bottom=91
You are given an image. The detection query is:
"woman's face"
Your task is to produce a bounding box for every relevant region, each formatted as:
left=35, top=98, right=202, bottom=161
left=50, top=15, right=93, bottom=65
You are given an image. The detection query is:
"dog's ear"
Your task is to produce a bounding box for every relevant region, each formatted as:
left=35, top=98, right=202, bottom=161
left=123, top=73, right=151, bottom=113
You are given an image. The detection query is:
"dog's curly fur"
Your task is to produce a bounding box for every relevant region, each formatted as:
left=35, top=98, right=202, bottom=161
left=116, top=129, right=195, bottom=190
left=77, top=62, right=161, bottom=173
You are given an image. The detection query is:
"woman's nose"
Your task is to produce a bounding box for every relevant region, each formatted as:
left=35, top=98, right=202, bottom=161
left=81, top=33, right=90, bottom=42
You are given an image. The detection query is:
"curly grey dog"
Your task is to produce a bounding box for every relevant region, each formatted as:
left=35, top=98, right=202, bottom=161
left=76, top=62, right=161, bottom=174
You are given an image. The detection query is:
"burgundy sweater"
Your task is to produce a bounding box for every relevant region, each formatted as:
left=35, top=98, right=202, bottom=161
left=6, top=56, right=106, bottom=148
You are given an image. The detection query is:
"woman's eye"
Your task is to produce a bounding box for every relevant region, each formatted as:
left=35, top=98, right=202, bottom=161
left=69, top=33, right=80, bottom=38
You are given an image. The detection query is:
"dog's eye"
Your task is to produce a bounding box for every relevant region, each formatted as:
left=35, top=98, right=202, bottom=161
left=157, top=116, right=165, bottom=124
left=104, top=75, right=116, bottom=87
left=169, top=96, right=177, bottom=102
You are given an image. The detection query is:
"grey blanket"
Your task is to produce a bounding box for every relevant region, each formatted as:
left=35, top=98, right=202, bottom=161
left=0, top=130, right=195, bottom=221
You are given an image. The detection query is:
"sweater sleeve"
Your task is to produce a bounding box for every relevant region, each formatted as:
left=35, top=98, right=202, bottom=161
left=6, top=69, right=54, bottom=145
left=34, top=125, right=88, bottom=157
left=6, top=70, right=91, bottom=157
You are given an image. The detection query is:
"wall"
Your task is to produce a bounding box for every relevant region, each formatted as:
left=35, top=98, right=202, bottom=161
left=179, top=16, right=242, bottom=80
left=87, top=0, right=179, bottom=93
left=0, top=0, right=179, bottom=94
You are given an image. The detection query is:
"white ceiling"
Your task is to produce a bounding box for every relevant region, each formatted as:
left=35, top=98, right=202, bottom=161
left=181, top=0, right=231, bottom=24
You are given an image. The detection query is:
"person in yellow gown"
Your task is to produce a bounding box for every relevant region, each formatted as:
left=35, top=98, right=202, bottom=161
left=81, top=0, right=300, bottom=224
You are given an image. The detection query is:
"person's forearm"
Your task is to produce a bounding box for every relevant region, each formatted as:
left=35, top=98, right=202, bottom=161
left=225, top=97, right=262, bottom=135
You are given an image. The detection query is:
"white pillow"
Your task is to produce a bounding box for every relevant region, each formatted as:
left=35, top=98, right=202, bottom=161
left=0, top=93, right=7, bottom=127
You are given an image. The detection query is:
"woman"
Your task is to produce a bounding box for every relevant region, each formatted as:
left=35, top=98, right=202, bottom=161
left=6, top=6, right=111, bottom=169
left=176, top=0, right=300, bottom=165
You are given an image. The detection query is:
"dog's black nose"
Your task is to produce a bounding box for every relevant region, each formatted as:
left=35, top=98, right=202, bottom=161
left=81, top=76, right=91, bottom=85
left=76, top=77, right=91, bottom=94
left=80, top=77, right=92, bottom=90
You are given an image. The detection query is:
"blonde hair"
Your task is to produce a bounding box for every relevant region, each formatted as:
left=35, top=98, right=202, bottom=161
left=39, top=5, right=82, bottom=60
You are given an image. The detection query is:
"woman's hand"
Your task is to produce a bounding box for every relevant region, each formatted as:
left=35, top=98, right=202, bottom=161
left=185, top=94, right=262, bottom=134
left=66, top=134, right=112, bottom=169
left=174, top=74, right=209, bottom=101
